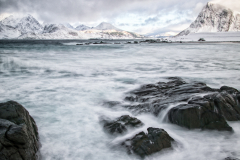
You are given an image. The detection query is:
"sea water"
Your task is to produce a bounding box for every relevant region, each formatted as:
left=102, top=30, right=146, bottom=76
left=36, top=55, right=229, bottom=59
left=0, top=40, right=240, bottom=160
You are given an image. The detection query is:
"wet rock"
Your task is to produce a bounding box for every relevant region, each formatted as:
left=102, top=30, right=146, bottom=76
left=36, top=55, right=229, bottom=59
left=122, top=77, right=218, bottom=115
left=168, top=103, right=233, bottom=131
left=122, top=127, right=174, bottom=158
left=0, top=101, right=40, bottom=160
left=105, top=77, right=240, bottom=131
left=123, top=103, right=151, bottom=115
left=220, top=86, right=239, bottom=94
left=212, top=92, right=240, bottom=121
left=101, top=115, right=144, bottom=135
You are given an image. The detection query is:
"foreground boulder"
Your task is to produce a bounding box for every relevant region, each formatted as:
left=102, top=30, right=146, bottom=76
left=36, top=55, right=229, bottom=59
left=0, top=101, right=40, bottom=160
left=122, top=127, right=174, bottom=158
left=105, top=77, right=240, bottom=131
left=101, top=115, right=144, bottom=135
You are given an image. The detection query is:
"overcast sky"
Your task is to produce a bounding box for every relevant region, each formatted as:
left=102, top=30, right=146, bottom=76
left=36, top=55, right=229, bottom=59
left=0, top=0, right=239, bottom=36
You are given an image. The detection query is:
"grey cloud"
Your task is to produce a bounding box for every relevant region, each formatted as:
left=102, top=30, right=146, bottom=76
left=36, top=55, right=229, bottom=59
left=144, top=17, right=159, bottom=24
left=165, top=20, right=172, bottom=23
left=145, top=19, right=193, bottom=36
left=133, top=24, right=140, bottom=27
left=118, top=23, right=129, bottom=26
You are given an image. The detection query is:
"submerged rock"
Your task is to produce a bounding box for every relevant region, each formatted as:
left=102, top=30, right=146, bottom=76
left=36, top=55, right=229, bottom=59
left=0, top=101, right=40, bottom=160
left=101, top=115, right=144, bottom=135
left=122, top=127, right=174, bottom=158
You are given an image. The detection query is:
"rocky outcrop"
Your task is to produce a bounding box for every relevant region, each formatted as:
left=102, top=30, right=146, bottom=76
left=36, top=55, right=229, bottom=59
left=101, top=115, right=144, bottom=135
left=105, top=77, right=240, bottom=131
left=0, top=101, right=40, bottom=160
left=122, top=127, right=174, bottom=158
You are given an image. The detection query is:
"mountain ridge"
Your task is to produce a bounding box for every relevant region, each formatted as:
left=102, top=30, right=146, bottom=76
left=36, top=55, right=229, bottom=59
left=0, top=15, right=142, bottom=39
left=93, top=22, right=122, bottom=31
left=75, top=24, right=93, bottom=31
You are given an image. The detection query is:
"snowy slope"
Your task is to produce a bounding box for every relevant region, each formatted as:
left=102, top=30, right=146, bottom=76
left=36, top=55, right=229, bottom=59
left=0, top=23, right=21, bottom=39
left=78, top=29, right=142, bottom=39
left=177, top=2, right=240, bottom=36
left=62, top=23, right=75, bottom=30
left=16, top=15, right=43, bottom=33
left=75, top=24, right=93, bottom=31
left=229, top=11, right=240, bottom=31
left=1, top=15, right=21, bottom=27
left=19, top=24, right=81, bottom=39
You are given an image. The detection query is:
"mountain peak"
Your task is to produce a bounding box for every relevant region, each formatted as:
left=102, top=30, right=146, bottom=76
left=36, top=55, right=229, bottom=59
left=94, top=22, right=122, bottom=31
left=0, top=14, right=43, bottom=34
left=75, top=24, right=92, bottom=31
left=62, top=23, right=75, bottom=30
left=176, top=2, right=240, bottom=36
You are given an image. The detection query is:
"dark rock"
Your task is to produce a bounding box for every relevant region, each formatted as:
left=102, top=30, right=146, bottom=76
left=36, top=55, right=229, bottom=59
left=220, top=86, right=239, bottom=94
left=123, top=103, right=151, bottom=115
left=121, top=77, right=218, bottom=116
left=122, top=127, right=174, bottom=158
left=0, top=101, right=40, bottom=160
left=104, top=77, right=240, bottom=131
left=212, top=92, right=240, bottom=121
left=93, top=41, right=108, bottom=44
left=198, top=38, right=206, bottom=41
left=168, top=103, right=232, bottom=131
left=101, top=115, right=144, bottom=135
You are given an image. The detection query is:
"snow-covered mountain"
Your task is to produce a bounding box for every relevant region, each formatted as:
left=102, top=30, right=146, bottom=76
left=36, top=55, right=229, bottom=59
left=0, top=15, right=142, bottom=39
left=0, top=14, right=43, bottom=38
left=177, top=2, right=240, bottom=36
left=62, top=23, right=75, bottom=30
left=94, top=22, right=122, bottom=31
left=19, top=24, right=81, bottom=39
left=75, top=24, right=93, bottom=31
left=1, top=14, right=42, bottom=34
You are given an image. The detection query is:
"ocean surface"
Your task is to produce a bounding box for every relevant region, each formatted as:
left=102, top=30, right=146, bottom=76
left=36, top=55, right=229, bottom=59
left=0, top=40, right=240, bottom=160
